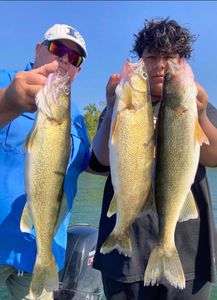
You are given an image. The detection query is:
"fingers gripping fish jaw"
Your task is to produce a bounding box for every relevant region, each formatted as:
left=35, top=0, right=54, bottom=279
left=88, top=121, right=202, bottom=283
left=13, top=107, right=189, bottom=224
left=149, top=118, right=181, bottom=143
left=36, top=69, right=71, bottom=123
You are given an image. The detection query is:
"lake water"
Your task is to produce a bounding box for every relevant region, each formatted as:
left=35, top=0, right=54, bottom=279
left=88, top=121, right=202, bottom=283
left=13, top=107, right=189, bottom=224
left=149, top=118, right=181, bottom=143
left=0, top=169, right=217, bottom=299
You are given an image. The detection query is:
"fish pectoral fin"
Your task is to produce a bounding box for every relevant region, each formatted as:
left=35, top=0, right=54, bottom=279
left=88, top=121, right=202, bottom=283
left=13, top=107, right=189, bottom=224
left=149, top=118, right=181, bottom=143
left=144, top=134, right=155, bottom=158
left=178, top=191, right=198, bottom=222
left=54, top=193, right=68, bottom=234
left=24, top=126, right=38, bottom=153
left=20, top=202, right=33, bottom=233
left=36, top=89, right=54, bottom=119
left=107, top=195, right=117, bottom=217
left=144, top=133, right=155, bottom=149
left=111, top=112, right=120, bottom=144
left=195, top=118, right=209, bottom=146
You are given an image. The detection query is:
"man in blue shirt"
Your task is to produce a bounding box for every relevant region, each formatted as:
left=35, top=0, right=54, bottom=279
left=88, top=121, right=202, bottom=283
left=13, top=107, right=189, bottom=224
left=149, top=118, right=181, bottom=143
left=0, top=24, right=90, bottom=299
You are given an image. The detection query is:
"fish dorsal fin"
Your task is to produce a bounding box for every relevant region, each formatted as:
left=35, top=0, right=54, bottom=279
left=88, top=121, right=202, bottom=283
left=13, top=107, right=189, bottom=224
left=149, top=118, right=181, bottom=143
left=111, top=112, right=120, bottom=144
left=178, top=191, right=198, bottom=222
left=107, top=195, right=117, bottom=217
left=195, top=118, right=209, bottom=146
left=20, top=202, right=33, bottom=233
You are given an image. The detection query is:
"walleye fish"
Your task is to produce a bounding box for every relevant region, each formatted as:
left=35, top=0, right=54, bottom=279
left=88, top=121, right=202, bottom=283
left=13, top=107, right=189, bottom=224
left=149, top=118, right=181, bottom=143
left=20, top=70, right=71, bottom=298
left=100, top=59, right=155, bottom=257
left=144, top=60, right=209, bottom=289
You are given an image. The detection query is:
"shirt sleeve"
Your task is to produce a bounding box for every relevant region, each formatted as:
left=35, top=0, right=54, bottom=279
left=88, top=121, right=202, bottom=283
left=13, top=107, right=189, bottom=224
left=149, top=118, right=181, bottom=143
left=89, top=150, right=110, bottom=173
left=88, top=107, right=110, bottom=172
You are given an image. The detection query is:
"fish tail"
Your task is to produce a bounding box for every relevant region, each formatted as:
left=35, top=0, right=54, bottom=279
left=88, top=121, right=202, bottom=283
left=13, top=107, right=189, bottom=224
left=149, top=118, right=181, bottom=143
left=100, top=230, right=132, bottom=257
left=30, top=255, right=59, bottom=299
left=144, top=245, right=185, bottom=289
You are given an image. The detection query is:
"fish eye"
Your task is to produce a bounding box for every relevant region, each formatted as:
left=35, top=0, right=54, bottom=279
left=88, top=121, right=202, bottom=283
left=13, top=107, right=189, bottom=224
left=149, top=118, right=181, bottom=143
left=142, top=72, right=148, bottom=79
left=64, top=86, right=70, bottom=95
left=165, top=73, right=171, bottom=81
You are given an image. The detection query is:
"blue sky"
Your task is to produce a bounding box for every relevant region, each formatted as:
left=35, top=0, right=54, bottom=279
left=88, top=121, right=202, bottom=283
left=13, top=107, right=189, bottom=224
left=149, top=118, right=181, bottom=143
left=1, top=1, right=217, bottom=112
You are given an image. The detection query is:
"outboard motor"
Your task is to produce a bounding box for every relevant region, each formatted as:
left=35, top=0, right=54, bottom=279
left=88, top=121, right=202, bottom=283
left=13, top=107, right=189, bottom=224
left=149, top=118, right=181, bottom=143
left=54, top=224, right=104, bottom=300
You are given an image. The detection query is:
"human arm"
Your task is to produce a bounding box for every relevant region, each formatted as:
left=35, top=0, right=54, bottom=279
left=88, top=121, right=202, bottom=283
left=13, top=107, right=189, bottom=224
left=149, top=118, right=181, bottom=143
left=197, top=82, right=217, bottom=167
left=0, top=61, right=58, bottom=127
left=91, top=74, right=120, bottom=166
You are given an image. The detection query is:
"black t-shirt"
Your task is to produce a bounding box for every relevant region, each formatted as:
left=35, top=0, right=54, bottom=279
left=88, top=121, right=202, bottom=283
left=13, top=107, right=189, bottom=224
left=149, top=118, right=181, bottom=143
left=92, top=103, right=217, bottom=283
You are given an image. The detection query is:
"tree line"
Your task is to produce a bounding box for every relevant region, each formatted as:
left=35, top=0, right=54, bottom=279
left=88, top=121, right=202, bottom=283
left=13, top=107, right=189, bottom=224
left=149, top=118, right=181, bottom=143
left=83, top=102, right=106, bottom=142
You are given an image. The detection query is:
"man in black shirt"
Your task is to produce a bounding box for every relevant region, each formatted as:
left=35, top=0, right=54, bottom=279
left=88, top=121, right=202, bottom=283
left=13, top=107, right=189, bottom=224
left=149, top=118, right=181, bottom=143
left=90, top=18, right=217, bottom=299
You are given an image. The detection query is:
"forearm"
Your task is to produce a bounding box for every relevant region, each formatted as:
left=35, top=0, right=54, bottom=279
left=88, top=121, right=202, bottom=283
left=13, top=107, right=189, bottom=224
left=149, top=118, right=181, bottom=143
left=199, top=111, right=217, bottom=167
left=0, top=88, right=20, bottom=127
left=92, top=107, right=113, bottom=166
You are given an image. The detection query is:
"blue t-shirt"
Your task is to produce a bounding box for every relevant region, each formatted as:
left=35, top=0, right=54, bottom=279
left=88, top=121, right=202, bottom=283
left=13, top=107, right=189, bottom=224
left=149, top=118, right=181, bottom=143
left=0, top=63, right=91, bottom=272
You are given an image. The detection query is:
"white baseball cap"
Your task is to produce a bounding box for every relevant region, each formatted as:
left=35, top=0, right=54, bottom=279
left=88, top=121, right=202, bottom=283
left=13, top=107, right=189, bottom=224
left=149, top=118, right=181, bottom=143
left=44, top=24, right=87, bottom=58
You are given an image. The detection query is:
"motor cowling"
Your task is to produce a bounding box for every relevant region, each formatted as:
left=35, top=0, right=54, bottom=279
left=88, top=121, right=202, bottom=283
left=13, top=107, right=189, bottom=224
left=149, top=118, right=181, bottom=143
left=54, top=224, right=104, bottom=300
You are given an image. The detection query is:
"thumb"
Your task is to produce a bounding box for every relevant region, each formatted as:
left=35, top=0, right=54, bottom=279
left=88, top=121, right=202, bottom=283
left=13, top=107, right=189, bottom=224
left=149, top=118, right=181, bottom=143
left=34, top=60, right=59, bottom=77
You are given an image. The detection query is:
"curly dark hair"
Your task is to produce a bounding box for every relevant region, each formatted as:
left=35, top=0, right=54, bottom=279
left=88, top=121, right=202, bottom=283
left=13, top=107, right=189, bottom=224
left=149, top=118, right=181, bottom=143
left=132, top=18, right=198, bottom=59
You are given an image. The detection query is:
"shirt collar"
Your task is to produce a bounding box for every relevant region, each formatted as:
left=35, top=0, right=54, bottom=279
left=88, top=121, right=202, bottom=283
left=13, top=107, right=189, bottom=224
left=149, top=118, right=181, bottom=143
left=24, top=62, right=33, bottom=71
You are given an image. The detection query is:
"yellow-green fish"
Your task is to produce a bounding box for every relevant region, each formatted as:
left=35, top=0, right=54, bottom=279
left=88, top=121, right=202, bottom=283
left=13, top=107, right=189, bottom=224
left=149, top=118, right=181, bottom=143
left=100, top=59, right=155, bottom=257
left=20, top=70, right=71, bottom=298
left=144, top=60, right=209, bottom=289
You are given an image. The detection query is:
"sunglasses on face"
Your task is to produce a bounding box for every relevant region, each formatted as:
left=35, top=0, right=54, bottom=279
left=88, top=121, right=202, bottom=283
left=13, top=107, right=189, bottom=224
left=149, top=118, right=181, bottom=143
left=43, top=40, right=84, bottom=67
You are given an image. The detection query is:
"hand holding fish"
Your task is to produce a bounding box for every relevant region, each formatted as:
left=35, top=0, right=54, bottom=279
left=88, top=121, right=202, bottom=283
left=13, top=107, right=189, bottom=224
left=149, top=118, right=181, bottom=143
left=91, top=74, right=121, bottom=167
left=5, top=60, right=58, bottom=114
left=195, top=82, right=208, bottom=117
left=106, top=74, right=120, bottom=111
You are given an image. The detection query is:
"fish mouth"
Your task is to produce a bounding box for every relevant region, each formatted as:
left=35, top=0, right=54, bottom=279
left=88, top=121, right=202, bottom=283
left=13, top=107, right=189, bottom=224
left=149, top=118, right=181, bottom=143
left=56, top=66, right=68, bottom=76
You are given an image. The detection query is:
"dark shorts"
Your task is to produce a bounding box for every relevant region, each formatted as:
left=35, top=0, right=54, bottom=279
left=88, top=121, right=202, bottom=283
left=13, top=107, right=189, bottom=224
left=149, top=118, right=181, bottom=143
left=101, top=273, right=212, bottom=300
